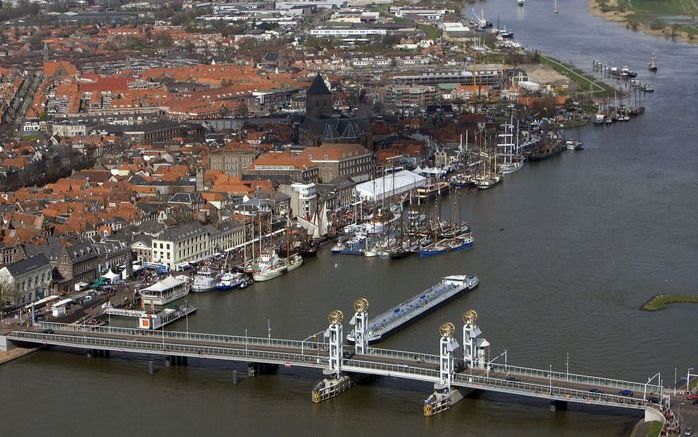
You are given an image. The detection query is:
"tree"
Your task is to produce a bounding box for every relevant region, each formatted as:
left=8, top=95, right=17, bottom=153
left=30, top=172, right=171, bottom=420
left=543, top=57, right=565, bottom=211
left=0, top=280, right=20, bottom=317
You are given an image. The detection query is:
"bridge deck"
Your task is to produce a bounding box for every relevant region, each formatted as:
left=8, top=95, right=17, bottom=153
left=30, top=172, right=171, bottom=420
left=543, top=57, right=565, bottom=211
left=7, top=322, right=663, bottom=413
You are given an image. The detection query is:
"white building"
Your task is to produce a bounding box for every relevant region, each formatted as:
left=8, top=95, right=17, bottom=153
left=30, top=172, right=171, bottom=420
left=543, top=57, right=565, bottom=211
left=0, top=254, right=52, bottom=307
left=151, top=222, right=211, bottom=269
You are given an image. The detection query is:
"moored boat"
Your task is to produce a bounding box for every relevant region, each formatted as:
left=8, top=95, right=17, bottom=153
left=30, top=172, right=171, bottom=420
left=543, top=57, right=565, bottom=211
left=192, top=267, right=218, bottom=293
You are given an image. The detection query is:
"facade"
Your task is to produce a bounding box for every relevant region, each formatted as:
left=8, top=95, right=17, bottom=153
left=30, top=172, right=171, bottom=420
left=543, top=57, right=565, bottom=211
left=0, top=254, right=52, bottom=307
left=302, top=143, right=374, bottom=183
left=208, top=221, right=247, bottom=253
left=0, top=242, right=26, bottom=267
left=384, top=85, right=438, bottom=108
left=246, top=152, right=319, bottom=183
left=151, top=222, right=211, bottom=268
left=57, top=241, right=100, bottom=292
left=208, top=142, right=257, bottom=177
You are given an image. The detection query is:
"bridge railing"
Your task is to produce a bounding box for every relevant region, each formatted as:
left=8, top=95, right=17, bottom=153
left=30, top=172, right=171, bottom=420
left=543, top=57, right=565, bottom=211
left=343, top=357, right=441, bottom=381
left=36, top=322, right=327, bottom=352
left=10, top=331, right=330, bottom=368
left=357, top=346, right=440, bottom=365
left=453, top=372, right=650, bottom=409
left=488, top=363, right=661, bottom=395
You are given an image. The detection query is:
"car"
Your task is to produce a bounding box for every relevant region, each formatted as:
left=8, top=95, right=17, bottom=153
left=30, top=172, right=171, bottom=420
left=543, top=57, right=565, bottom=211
left=684, top=426, right=694, bottom=436
left=505, top=376, right=521, bottom=382
left=589, top=388, right=603, bottom=394
left=41, top=328, right=54, bottom=334
left=687, top=394, right=698, bottom=401
left=647, top=396, right=660, bottom=403
left=618, top=389, right=634, bottom=397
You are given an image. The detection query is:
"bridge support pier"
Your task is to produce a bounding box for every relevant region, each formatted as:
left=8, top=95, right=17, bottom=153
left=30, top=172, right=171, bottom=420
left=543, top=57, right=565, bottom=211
left=148, top=360, right=155, bottom=375
left=424, top=384, right=464, bottom=416
left=550, top=400, right=567, bottom=412
left=247, top=363, right=278, bottom=375
left=312, top=372, right=353, bottom=403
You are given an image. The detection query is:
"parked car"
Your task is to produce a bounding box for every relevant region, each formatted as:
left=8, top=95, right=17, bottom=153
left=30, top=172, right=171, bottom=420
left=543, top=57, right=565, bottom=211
left=687, top=394, right=698, bottom=400
left=589, top=388, right=603, bottom=394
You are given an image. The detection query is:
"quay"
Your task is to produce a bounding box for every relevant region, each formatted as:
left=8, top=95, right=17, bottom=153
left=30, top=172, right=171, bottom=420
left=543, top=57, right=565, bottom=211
left=1, top=304, right=671, bottom=427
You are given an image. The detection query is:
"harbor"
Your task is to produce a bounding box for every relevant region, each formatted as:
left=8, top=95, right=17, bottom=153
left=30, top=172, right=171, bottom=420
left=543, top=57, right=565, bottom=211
left=0, top=0, right=696, bottom=436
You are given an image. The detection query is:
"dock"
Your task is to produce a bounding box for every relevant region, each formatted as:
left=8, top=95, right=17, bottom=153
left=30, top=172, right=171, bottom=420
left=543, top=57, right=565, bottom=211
left=346, top=274, right=479, bottom=343
left=105, top=304, right=197, bottom=330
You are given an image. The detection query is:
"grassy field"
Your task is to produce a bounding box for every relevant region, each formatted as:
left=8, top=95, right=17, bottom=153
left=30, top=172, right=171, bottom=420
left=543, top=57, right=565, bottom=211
left=641, top=294, right=698, bottom=311
left=595, top=0, right=698, bottom=39
left=645, top=421, right=663, bottom=437
left=539, top=54, right=617, bottom=98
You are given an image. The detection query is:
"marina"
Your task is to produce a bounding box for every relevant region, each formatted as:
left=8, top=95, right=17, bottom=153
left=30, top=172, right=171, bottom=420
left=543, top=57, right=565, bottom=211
left=346, top=274, right=479, bottom=343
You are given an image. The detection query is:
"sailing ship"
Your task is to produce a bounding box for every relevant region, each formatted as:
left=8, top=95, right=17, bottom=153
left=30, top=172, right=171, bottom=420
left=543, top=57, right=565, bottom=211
left=252, top=250, right=287, bottom=282
left=497, top=118, right=524, bottom=175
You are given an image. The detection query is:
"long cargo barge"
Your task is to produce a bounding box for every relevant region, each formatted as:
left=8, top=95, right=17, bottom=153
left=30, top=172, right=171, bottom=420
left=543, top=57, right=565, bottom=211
left=346, top=274, right=479, bottom=343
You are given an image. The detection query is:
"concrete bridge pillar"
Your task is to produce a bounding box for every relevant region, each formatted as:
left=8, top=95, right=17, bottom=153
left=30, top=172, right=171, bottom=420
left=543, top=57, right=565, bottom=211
left=424, top=322, right=463, bottom=416
left=312, top=309, right=352, bottom=403
left=550, top=400, right=568, bottom=412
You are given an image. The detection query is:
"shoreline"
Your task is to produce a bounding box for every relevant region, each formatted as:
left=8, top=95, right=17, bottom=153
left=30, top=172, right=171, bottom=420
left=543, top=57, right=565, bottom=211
left=587, top=0, right=696, bottom=44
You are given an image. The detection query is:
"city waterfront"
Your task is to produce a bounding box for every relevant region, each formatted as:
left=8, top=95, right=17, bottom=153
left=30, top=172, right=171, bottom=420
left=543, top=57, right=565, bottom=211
left=1, top=1, right=697, bottom=436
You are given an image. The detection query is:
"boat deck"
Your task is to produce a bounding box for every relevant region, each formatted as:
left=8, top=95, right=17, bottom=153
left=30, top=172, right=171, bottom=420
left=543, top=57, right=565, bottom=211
left=347, top=275, right=478, bottom=342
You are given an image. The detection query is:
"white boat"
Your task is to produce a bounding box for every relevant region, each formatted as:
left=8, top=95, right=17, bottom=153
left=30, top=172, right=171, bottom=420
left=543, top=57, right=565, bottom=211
left=252, top=251, right=288, bottom=282
left=553, top=0, right=559, bottom=13
left=192, top=267, right=218, bottom=293
left=140, top=275, right=190, bottom=306
left=215, top=272, right=247, bottom=291
left=518, top=0, right=525, bottom=5
left=286, top=253, right=304, bottom=272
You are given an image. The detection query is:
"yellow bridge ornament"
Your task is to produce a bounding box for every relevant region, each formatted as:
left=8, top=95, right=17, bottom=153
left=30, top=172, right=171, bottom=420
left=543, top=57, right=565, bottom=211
left=463, top=309, right=478, bottom=325
left=439, top=322, right=456, bottom=338
left=328, top=309, right=344, bottom=325
left=353, top=298, right=369, bottom=313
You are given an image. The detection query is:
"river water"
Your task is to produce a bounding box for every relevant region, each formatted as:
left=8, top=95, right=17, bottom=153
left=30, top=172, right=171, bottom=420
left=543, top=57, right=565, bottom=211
left=2, top=1, right=697, bottom=436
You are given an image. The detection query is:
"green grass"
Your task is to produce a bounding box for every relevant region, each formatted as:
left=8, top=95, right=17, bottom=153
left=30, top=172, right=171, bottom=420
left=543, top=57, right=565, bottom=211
left=417, top=24, right=442, bottom=40
left=642, top=294, right=698, bottom=311
left=645, top=421, right=662, bottom=437
left=539, top=54, right=616, bottom=98
left=604, top=0, right=698, bottom=38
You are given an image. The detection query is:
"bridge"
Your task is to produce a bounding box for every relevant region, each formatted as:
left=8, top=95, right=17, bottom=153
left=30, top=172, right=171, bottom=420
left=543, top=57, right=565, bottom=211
left=4, top=302, right=670, bottom=425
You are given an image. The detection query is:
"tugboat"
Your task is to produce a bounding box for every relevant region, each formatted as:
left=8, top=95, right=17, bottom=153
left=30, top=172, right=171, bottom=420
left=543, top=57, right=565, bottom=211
left=192, top=267, right=218, bottom=293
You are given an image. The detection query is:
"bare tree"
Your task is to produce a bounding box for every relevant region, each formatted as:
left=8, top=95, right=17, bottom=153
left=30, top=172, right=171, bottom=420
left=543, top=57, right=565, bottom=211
left=0, top=281, right=20, bottom=319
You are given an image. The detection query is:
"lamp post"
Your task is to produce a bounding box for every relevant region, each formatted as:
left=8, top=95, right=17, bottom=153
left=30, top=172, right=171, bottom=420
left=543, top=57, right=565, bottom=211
left=549, top=364, right=553, bottom=394
left=566, top=352, right=569, bottom=381
left=245, top=328, right=248, bottom=356
left=688, top=368, right=694, bottom=394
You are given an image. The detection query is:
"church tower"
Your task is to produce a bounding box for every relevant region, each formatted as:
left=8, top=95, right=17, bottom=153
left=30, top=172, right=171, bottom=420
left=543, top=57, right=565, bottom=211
left=305, top=73, right=333, bottom=119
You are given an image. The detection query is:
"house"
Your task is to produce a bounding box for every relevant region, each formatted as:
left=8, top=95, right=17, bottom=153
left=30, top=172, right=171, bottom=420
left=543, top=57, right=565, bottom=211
left=151, top=222, right=211, bottom=268
left=301, top=143, right=373, bottom=183
left=0, top=254, right=52, bottom=307
left=56, top=241, right=100, bottom=293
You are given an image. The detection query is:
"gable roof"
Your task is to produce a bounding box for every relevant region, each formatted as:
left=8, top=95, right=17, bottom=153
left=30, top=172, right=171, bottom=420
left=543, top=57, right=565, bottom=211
left=3, top=254, right=50, bottom=277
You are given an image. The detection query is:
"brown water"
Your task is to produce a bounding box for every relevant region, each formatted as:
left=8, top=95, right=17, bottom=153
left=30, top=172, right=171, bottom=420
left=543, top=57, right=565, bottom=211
left=2, top=1, right=697, bottom=435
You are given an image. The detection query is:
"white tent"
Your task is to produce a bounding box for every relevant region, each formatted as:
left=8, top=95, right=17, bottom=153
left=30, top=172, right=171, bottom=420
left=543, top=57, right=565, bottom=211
left=355, top=170, right=426, bottom=202
left=102, top=269, right=119, bottom=282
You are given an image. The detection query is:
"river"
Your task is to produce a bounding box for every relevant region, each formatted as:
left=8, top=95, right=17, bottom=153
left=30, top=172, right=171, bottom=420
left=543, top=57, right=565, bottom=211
left=2, top=1, right=697, bottom=436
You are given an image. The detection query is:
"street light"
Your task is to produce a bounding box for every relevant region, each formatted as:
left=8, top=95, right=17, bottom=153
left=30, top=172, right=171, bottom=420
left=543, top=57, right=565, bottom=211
left=688, top=368, right=695, bottom=394
left=549, top=364, right=553, bottom=394
left=644, top=372, right=661, bottom=401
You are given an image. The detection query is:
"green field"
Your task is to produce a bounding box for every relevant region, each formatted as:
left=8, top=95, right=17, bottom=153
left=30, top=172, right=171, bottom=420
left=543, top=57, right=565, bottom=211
left=645, top=421, right=662, bottom=437
left=641, top=294, right=698, bottom=311
left=599, top=0, right=698, bottom=38
left=539, top=54, right=616, bottom=98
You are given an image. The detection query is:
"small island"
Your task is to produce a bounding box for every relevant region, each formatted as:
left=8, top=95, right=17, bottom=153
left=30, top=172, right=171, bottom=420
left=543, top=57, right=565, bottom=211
left=642, top=294, right=698, bottom=311
left=589, top=0, right=698, bottom=43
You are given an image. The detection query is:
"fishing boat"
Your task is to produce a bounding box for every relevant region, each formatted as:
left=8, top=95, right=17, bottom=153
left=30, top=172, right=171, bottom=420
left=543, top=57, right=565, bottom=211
left=192, top=267, right=218, bottom=293
left=518, top=0, right=525, bottom=6
left=252, top=251, right=287, bottom=282
left=215, top=272, right=247, bottom=291
left=648, top=53, right=657, bottom=72
left=553, top=0, right=559, bottom=13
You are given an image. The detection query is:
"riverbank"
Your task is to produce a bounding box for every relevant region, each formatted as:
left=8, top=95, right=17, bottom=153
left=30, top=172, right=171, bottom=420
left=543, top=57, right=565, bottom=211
left=641, top=294, right=698, bottom=311
left=588, top=0, right=697, bottom=44
left=0, top=345, right=37, bottom=365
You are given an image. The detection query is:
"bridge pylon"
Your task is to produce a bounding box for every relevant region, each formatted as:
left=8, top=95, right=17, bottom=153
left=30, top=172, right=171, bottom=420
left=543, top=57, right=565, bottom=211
left=424, top=322, right=464, bottom=416
left=312, top=310, right=352, bottom=403
left=462, top=309, right=489, bottom=370
left=350, top=298, right=369, bottom=355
